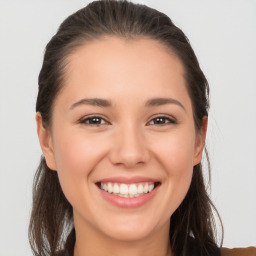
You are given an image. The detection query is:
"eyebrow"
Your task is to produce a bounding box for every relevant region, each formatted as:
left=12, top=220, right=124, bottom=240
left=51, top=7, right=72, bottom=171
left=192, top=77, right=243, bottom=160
left=145, top=97, right=185, bottom=110
left=70, top=98, right=112, bottom=109
left=69, top=97, right=185, bottom=111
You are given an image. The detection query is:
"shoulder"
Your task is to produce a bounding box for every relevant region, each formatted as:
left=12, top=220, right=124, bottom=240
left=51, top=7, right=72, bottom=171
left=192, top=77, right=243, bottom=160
left=221, top=247, right=256, bottom=256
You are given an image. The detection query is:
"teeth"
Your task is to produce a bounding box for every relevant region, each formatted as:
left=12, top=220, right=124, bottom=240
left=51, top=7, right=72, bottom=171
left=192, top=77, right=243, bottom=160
left=113, top=184, right=119, bottom=194
left=99, top=182, right=157, bottom=197
left=137, top=184, right=143, bottom=194
left=107, top=183, right=113, bottom=193
left=143, top=183, right=148, bottom=193
left=120, top=184, right=128, bottom=195
left=129, top=184, right=137, bottom=195
left=148, top=184, right=154, bottom=192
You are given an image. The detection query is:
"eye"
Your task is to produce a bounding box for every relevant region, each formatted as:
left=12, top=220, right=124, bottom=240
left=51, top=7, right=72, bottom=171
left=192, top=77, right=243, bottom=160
left=147, top=116, right=176, bottom=126
left=79, top=116, right=109, bottom=126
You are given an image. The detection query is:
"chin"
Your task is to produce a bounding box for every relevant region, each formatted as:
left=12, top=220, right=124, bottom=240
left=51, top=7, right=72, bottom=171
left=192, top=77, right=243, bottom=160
left=98, top=214, right=165, bottom=242
left=103, top=225, right=154, bottom=242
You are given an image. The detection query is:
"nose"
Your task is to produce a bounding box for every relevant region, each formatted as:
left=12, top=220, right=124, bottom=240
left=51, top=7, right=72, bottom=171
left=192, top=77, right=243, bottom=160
left=108, top=124, right=150, bottom=168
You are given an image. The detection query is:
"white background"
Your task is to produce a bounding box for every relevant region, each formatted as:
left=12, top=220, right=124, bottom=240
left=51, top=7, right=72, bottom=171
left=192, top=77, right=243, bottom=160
left=0, top=1, right=255, bottom=255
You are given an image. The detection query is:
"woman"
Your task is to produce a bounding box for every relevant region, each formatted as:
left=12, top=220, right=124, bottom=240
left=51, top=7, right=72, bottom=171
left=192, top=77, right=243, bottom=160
left=28, top=1, right=254, bottom=256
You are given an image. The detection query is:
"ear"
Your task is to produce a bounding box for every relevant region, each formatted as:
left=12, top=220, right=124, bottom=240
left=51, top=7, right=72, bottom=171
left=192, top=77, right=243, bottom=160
left=36, top=112, right=57, bottom=171
left=193, top=116, right=208, bottom=166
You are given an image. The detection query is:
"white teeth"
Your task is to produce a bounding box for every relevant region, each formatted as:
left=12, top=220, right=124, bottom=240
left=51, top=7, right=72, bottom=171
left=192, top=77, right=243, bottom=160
left=137, top=184, right=143, bottom=194
left=99, top=182, right=158, bottom=197
left=129, top=184, right=137, bottom=195
left=148, top=184, right=154, bottom=192
left=107, top=183, right=113, bottom=193
left=143, top=183, right=148, bottom=193
left=113, top=184, right=119, bottom=194
left=120, top=184, right=128, bottom=194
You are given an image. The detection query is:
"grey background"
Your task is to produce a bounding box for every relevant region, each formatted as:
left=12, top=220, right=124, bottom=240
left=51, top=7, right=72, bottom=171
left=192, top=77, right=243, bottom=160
left=0, top=1, right=255, bottom=255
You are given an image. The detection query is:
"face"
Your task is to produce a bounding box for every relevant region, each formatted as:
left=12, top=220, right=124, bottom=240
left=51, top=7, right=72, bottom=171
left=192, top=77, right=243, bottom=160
left=37, top=37, right=206, bottom=242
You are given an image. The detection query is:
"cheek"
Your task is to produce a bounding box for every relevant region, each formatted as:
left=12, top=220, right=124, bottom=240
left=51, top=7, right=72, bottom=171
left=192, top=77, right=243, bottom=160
left=150, top=130, right=195, bottom=213
left=152, top=129, right=196, bottom=174
left=51, top=128, right=111, bottom=205
left=163, top=131, right=195, bottom=195
left=51, top=128, right=111, bottom=210
left=53, top=129, right=107, bottom=175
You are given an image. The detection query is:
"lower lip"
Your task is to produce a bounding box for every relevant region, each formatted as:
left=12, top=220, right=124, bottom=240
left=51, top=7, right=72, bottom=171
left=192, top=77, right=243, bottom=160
left=97, top=185, right=160, bottom=208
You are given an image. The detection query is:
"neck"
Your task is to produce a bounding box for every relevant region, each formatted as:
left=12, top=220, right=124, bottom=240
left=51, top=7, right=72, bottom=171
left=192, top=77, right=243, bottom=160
left=73, top=213, right=173, bottom=256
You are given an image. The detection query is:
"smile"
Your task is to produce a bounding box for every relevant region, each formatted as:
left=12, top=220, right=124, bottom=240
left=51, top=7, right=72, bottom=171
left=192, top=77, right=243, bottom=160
left=96, top=178, right=161, bottom=208
left=98, top=182, right=160, bottom=198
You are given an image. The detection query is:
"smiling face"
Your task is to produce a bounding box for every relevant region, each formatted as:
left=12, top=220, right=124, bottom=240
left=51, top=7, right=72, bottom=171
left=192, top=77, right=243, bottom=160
left=37, top=37, right=206, bottom=243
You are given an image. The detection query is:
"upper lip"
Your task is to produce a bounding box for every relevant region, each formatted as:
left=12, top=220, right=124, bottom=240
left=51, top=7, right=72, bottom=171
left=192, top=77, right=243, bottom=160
left=96, top=176, right=160, bottom=184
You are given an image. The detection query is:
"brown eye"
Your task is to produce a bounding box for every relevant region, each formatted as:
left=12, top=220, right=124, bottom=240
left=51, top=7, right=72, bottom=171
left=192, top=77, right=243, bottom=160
left=80, top=116, right=108, bottom=126
left=148, top=116, right=176, bottom=126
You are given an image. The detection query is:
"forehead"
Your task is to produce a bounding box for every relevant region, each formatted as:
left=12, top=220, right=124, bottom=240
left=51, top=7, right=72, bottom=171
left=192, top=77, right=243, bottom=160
left=58, top=36, right=190, bottom=109
left=65, top=36, right=184, bottom=80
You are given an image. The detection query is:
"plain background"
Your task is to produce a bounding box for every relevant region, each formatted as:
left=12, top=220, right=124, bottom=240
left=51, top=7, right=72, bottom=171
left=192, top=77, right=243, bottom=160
left=0, top=1, right=255, bottom=255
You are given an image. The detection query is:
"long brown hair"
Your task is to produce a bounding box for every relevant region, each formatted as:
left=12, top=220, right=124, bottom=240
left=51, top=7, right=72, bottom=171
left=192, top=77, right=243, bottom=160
left=29, top=1, right=223, bottom=255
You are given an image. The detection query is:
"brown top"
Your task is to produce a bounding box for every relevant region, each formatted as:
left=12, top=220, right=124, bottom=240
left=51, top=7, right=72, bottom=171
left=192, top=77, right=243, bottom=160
left=222, top=247, right=256, bottom=256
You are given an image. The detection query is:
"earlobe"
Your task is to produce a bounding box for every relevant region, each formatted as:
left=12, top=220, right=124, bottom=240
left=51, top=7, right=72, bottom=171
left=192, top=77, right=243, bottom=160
left=193, top=116, right=208, bottom=166
left=35, top=112, right=57, bottom=171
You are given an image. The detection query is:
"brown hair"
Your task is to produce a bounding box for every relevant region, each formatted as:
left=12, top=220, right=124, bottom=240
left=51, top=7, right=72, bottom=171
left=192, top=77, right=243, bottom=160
left=29, top=1, right=223, bottom=255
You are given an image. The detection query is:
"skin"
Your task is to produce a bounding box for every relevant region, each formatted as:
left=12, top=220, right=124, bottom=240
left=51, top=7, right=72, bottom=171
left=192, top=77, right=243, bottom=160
left=36, top=37, right=207, bottom=256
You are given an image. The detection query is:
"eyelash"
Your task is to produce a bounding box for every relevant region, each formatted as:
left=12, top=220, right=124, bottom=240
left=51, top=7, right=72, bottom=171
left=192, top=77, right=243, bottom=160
left=147, top=116, right=176, bottom=126
left=79, top=116, right=109, bottom=126
left=79, top=115, right=176, bottom=126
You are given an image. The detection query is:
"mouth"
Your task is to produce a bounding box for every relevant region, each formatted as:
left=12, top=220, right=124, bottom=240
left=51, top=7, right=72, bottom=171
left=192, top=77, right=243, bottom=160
left=96, top=181, right=161, bottom=198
